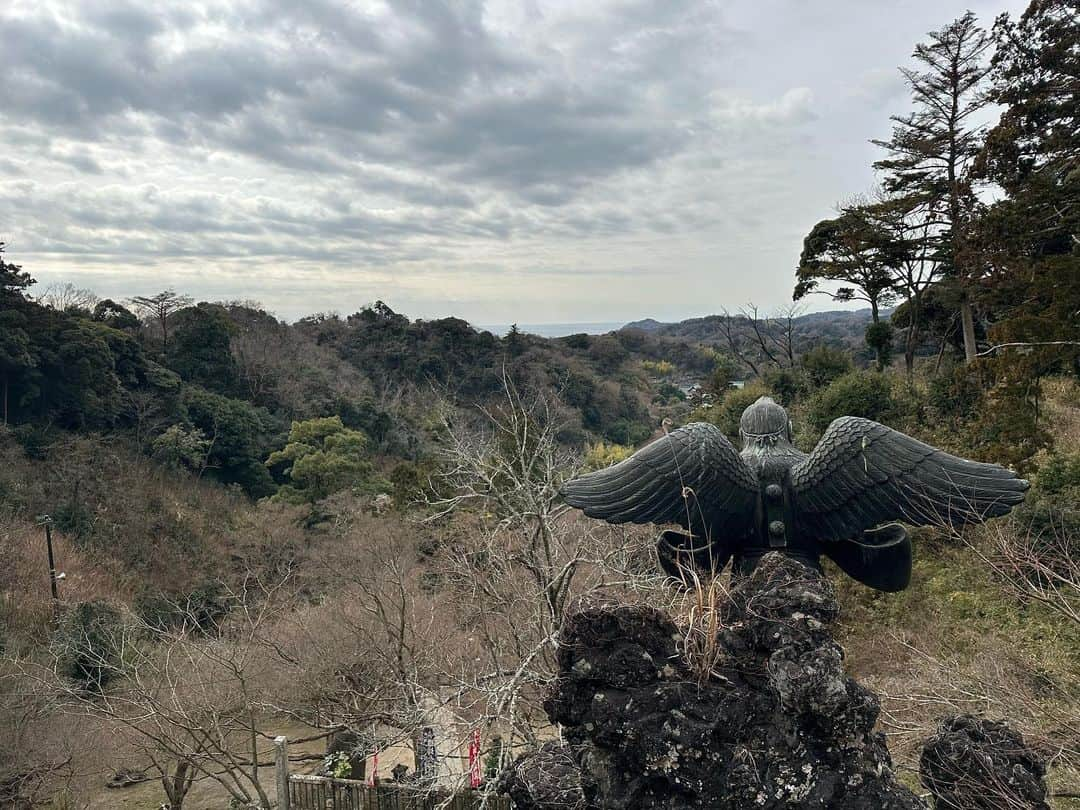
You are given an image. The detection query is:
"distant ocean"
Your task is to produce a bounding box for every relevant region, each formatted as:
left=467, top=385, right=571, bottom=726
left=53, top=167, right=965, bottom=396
left=477, top=322, right=626, bottom=338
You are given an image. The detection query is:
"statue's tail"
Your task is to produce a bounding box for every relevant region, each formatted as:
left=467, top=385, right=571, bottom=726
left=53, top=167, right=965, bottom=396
left=822, top=524, right=912, bottom=592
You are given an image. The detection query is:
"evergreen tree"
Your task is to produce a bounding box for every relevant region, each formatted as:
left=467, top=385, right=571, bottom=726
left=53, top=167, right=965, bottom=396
left=0, top=242, right=34, bottom=304
left=873, top=12, right=993, bottom=364
left=795, top=206, right=899, bottom=369
left=168, top=303, right=240, bottom=395
left=975, top=0, right=1080, bottom=375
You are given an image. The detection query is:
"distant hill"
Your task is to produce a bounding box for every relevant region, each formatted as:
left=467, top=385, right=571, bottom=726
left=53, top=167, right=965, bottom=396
left=623, top=309, right=877, bottom=338
left=621, top=309, right=880, bottom=366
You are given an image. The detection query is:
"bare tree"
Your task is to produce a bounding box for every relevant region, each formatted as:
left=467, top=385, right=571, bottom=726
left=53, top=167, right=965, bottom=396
left=266, top=519, right=460, bottom=781
left=129, top=290, right=193, bottom=355
left=22, top=578, right=292, bottom=810
left=0, top=663, right=74, bottom=809
left=419, top=377, right=664, bottom=762
left=717, top=305, right=802, bottom=376
left=37, top=282, right=99, bottom=313
left=962, top=520, right=1079, bottom=628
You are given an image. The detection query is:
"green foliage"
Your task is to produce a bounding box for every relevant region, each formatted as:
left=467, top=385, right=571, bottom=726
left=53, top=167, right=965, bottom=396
left=51, top=500, right=95, bottom=543
left=587, top=336, right=629, bottom=373
left=807, top=371, right=894, bottom=434
left=641, top=359, right=675, bottom=377
left=799, top=345, right=854, bottom=391
left=389, top=460, right=432, bottom=508
left=10, top=423, right=56, bottom=460
left=1013, top=451, right=1080, bottom=554
left=1036, top=452, right=1080, bottom=496
left=969, top=358, right=1052, bottom=469
left=703, top=353, right=737, bottom=399
left=152, top=424, right=211, bottom=471
left=91, top=299, right=139, bottom=331
left=52, top=600, right=125, bottom=693
left=326, top=751, right=352, bottom=779
left=168, top=304, right=240, bottom=395
left=653, top=382, right=686, bottom=405
left=266, top=416, right=374, bottom=503
left=928, top=364, right=984, bottom=421
left=600, top=418, right=651, bottom=447
left=863, top=321, right=894, bottom=369
left=0, top=308, right=34, bottom=424
left=484, top=737, right=504, bottom=780
left=761, top=368, right=805, bottom=406
left=0, top=242, right=34, bottom=303
left=927, top=357, right=1051, bottom=469
left=337, top=398, right=395, bottom=450
left=181, top=387, right=276, bottom=497
left=794, top=211, right=899, bottom=323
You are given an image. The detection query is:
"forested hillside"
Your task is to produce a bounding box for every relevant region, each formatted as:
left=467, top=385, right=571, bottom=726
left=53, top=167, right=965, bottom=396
left=0, top=0, right=1077, bottom=808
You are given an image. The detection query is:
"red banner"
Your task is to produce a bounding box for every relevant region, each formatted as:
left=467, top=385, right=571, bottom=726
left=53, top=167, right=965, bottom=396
left=468, top=728, right=482, bottom=788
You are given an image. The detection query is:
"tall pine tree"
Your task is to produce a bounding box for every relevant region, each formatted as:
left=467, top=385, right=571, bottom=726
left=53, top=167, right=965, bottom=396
left=874, top=12, right=993, bottom=364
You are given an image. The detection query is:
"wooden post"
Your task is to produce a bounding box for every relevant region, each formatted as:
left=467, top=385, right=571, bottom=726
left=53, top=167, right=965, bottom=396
left=275, top=735, right=290, bottom=810
left=37, top=515, right=60, bottom=615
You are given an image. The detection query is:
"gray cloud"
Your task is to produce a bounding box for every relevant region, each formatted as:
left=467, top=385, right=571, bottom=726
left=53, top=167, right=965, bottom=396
left=0, top=0, right=1027, bottom=323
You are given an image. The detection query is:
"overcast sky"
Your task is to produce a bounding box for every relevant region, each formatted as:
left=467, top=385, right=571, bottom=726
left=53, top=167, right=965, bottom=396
left=1, top=0, right=1026, bottom=325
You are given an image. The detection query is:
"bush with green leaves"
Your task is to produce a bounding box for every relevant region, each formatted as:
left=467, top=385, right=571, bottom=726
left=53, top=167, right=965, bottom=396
left=762, top=368, right=806, bottom=406
left=1013, top=452, right=1080, bottom=546
left=180, top=386, right=277, bottom=497
left=266, top=416, right=376, bottom=503
left=806, top=371, right=894, bottom=434
left=52, top=600, right=125, bottom=692
left=863, top=321, right=894, bottom=369
left=151, top=424, right=211, bottom=471
left=799, top=345, right=854, bottom=391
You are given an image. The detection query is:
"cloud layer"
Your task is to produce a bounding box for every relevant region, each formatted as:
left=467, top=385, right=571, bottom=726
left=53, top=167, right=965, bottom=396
left=0, top=0, right=1024, bottom=322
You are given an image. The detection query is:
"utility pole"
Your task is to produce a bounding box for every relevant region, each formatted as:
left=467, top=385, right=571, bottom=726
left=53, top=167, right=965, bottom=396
left=38, top=515, right=61, bottom=610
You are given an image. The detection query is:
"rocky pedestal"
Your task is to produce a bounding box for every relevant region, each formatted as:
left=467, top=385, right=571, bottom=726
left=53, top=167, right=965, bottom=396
left=501, top=553, right=1053, bottom=809
left=530, top=553, right=922, bottom=809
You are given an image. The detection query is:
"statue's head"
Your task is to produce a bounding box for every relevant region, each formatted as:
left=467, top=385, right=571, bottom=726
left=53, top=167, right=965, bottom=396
left=739, top=396, right=792, bottom=447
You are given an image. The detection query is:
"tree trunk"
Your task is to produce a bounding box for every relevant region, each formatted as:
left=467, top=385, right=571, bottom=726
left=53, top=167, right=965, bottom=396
left=960, top=295, right=978, bottom=364
left=870, top=301, right=883, bottom=372
left=905, top=297, right=921, bottom=383
left=2, top=374, right=7, bottom=426
left=162, top=760, right=193, bottom=810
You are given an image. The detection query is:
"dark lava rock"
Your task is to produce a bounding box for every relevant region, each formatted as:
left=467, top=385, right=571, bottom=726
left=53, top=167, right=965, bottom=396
left=531, top=553, right=926, bottom=809
left=496, top=740, right=586, bottom=810
left=920, top=715, right=1050, bottom=809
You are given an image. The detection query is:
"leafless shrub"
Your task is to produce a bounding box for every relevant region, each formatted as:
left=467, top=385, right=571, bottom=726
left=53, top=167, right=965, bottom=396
left=414, top=374, right=664, bottom=766
left=16, top=576, right=295, bottom=810
left=965, top=518, right=1079, bottom=628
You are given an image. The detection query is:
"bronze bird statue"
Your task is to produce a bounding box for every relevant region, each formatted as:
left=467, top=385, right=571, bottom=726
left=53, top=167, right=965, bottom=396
left=561, top=396, right=1029, bottom=592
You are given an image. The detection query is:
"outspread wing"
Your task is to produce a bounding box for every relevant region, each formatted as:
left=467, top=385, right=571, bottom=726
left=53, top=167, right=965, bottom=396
left=792, top=416, right=1029, bottom=543
left=560, top=422, right=758, bottom=540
